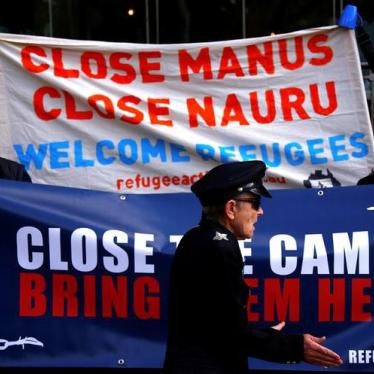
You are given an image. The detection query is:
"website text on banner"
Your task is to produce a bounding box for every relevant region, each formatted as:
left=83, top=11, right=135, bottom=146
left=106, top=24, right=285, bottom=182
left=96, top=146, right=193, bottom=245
left=0, top=180, right=373, bottom=371
left=0, top=26, right=373, bottom=192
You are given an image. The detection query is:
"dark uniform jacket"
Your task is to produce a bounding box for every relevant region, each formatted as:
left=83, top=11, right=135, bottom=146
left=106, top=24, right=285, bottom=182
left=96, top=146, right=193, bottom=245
left=0, top=157, right=31, bottom=182
left=163, top=218, right=303, bottom=373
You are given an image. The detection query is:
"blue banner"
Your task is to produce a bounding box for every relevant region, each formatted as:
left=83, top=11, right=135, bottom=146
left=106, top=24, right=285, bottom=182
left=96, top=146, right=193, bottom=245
left=0, top=180, right=373, bottom=371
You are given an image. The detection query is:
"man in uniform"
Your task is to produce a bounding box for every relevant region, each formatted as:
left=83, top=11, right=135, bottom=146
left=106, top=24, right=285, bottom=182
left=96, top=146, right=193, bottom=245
left=163, top=160, right=342, bottom=374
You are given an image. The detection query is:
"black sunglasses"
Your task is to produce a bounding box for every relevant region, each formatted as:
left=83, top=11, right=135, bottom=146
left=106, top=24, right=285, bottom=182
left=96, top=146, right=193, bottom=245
left=234, top=197, right=261, bottom=210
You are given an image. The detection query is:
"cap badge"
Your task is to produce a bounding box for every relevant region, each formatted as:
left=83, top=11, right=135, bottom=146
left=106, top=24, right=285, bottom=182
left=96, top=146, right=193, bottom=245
left=213, top=231, right=228, bottom=241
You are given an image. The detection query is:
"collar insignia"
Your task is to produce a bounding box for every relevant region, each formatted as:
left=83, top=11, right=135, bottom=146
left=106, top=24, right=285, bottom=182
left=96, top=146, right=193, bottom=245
left=213, top=231, right=228, bottom=241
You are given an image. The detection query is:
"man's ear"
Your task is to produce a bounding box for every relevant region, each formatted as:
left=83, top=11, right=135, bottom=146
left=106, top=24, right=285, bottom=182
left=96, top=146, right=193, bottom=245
left=224, top=199, right=236, bottom=220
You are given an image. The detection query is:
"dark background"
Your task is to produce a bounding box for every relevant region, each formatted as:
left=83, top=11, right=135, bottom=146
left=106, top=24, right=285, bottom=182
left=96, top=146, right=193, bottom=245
left=0, top=0, right=373, bottom=44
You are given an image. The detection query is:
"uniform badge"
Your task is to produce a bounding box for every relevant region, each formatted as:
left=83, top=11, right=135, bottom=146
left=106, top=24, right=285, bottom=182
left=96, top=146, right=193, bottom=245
left=213, top=231, right=228, bottom=241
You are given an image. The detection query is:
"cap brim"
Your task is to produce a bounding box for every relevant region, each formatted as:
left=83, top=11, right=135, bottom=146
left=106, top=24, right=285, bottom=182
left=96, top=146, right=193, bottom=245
left=243, top=183, right=272, bottom=198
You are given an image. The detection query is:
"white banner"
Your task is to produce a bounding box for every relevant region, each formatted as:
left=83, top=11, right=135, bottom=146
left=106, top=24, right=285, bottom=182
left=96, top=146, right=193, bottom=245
left=0, top=26, right=373, bottom=193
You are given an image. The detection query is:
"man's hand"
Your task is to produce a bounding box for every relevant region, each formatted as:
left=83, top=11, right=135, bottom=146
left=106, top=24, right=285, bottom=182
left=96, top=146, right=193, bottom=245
left=303, top=334, right=343, bottom=367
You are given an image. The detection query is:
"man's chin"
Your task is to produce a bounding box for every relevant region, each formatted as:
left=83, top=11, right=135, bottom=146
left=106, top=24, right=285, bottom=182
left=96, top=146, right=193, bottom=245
left=242, top=231, right=254, bottom=240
